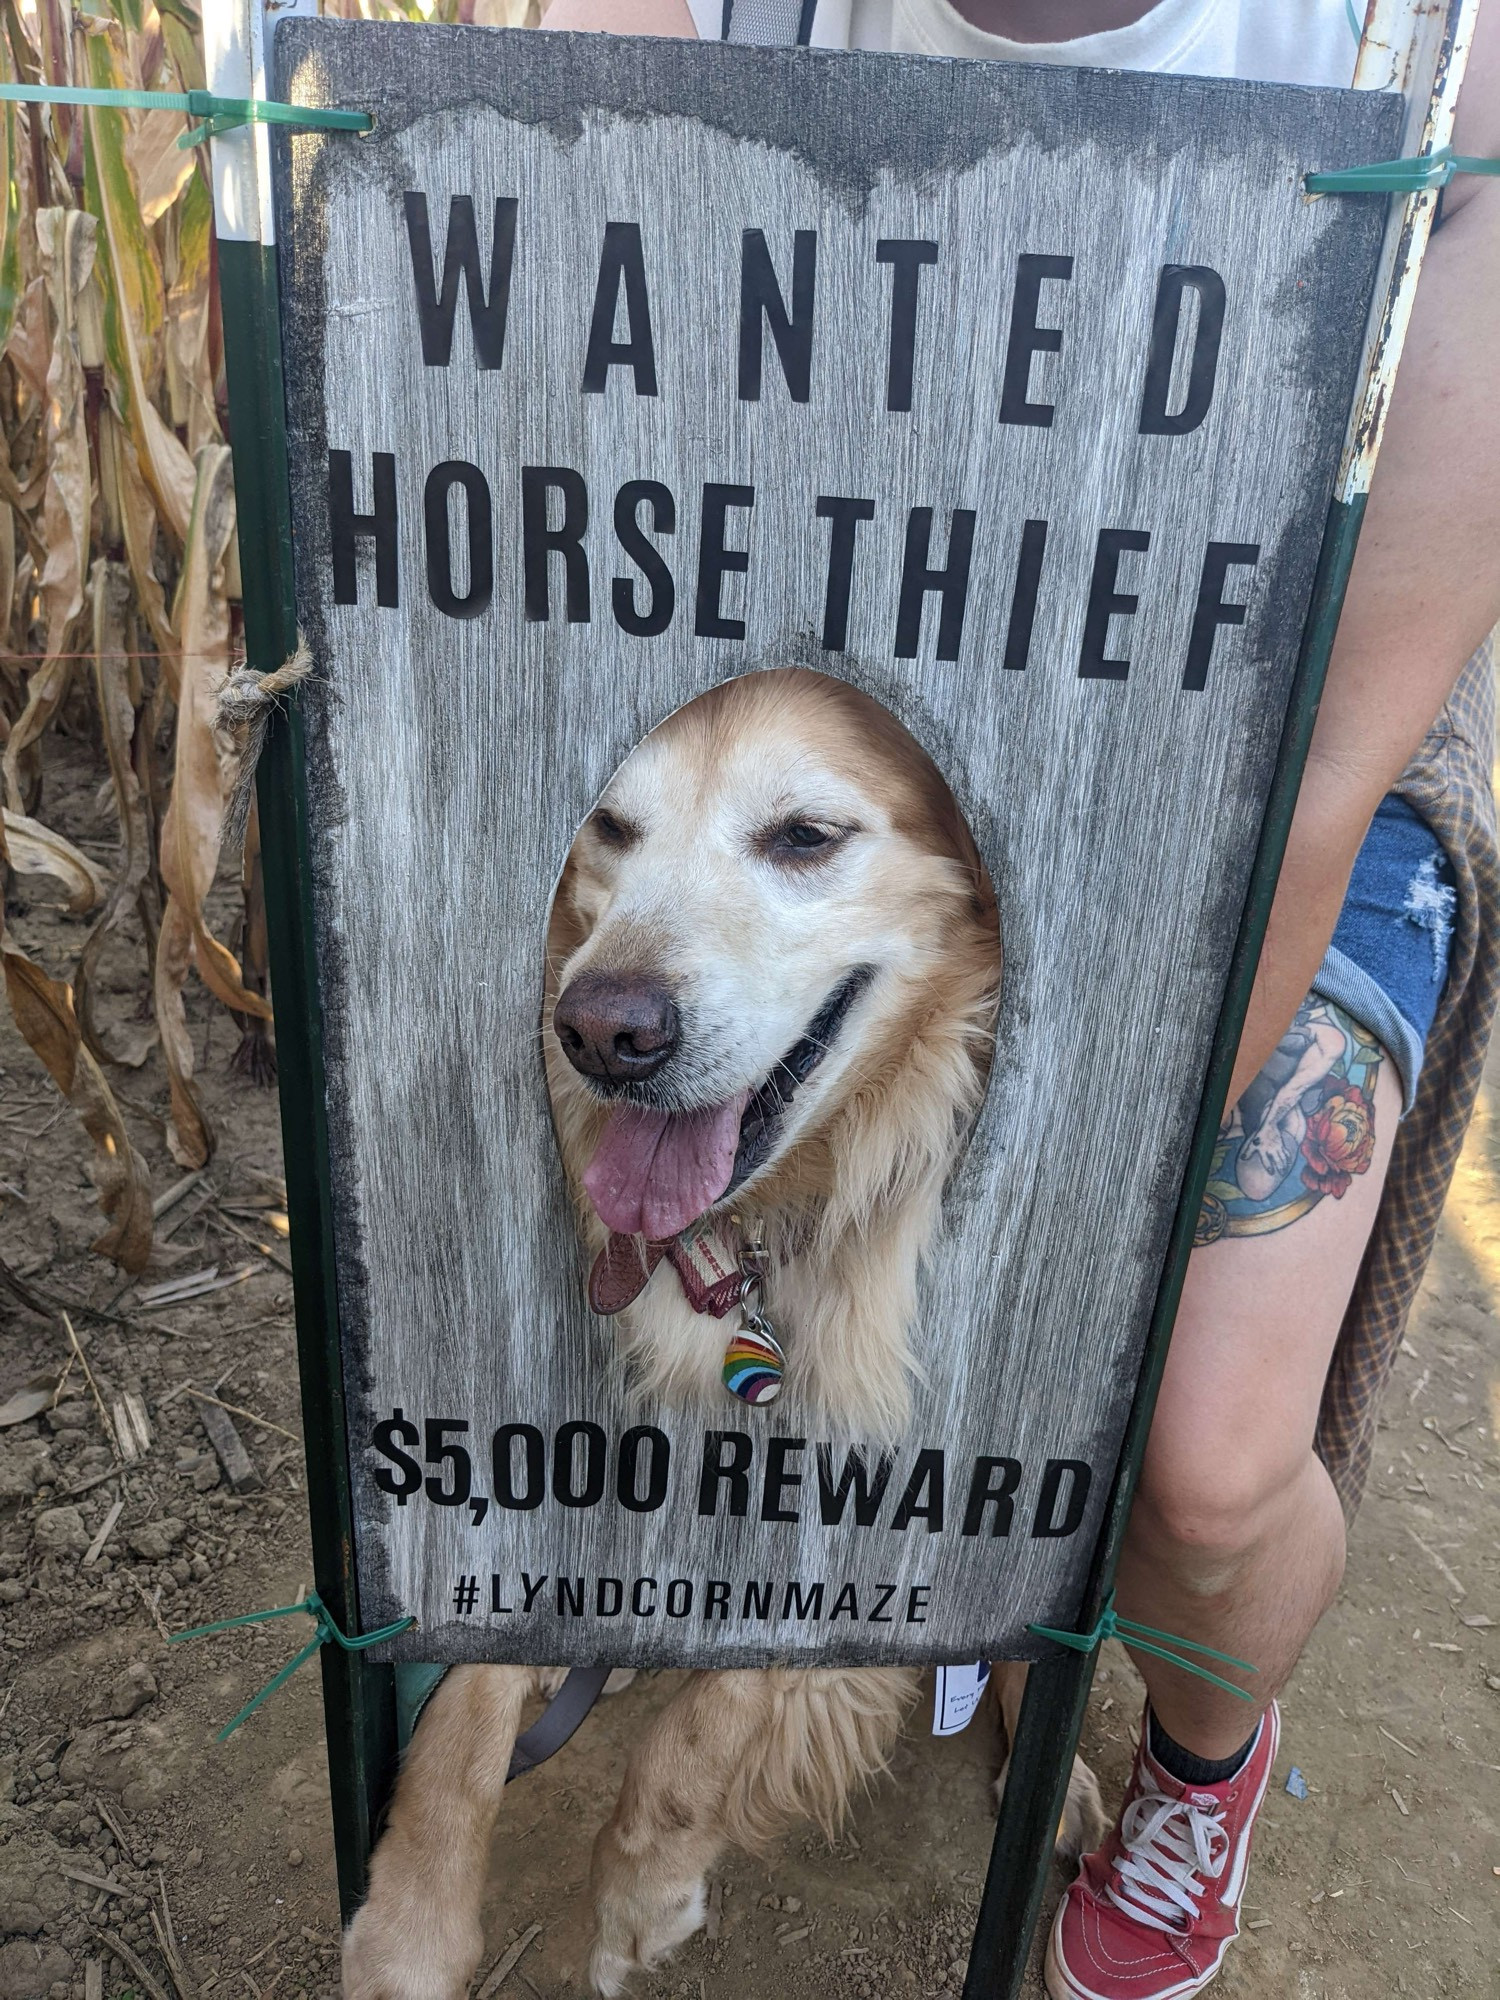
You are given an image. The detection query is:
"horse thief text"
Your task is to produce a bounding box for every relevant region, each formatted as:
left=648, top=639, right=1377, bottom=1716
left=324, top=194, right=1262, bottom=692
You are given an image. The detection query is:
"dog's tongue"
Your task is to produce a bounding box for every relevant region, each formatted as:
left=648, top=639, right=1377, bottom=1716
left=583, top=1093, right=750, bottom=1240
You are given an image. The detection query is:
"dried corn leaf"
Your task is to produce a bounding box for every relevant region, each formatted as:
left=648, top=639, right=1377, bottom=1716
left=229, top=791, right=276, bottom=1084
left=156, top=445, right=269, bottom=1166
left=100, top=406, right=173, bottom=661
left=2, top=663, right=71, bottom=818
left=111, top=303, right=195, bottom=548
left=0, top=1388, right=52, bottom=1428
left=75, top=558, right=157, bottom=1067
left=1, top=944, right=153, bottom=1268
left=126, top=103, right=194, bottom=227
left=35, top=204, right=92, bottom=654
left=34, top=0, right=69, bottom=83
left=83, top=36, right=194, bottom=546
left=95, top=379, right=123, bottom=549
left=36, top=0, right=83, bottom=189
left=2, top=809, right=106, bottom=912
left=155, top=0, right=205, bottom=94
left=106, top=0, right=150, bottom=52
left=153, top=930, right=211, bottom=1166
left=168, top=451, right=271, bottom=1019
left=0, top=424, right=18, bottom=648
left=1, top=208, right=94, bottom=812
left=0, top=489, right=13, bottom=650
left=33, top=0, right=70, bottom=97
left=8, top=554, right=32, bottom=657
left=0, top=0, right=42, bottom=85
left=6, top=273, right=50, bottom=404
left=1, top=0, right=72, bottom=212
left=0, top=439, right=46, bottom=573
left=0, top=98, right=23, bottom=357
left=82, top=36, right=159, bottom=358
left=164, top=171, right=219, bottom=453
left=76, top=260, right=105, bottom=368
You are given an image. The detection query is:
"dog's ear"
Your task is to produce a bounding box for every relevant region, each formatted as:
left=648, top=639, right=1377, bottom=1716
left=803, top=671, right=997, bottom=927
left=895, top=729, right=998, bottom=938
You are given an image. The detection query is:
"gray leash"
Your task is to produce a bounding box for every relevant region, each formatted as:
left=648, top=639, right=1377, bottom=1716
left=507, top=1665, right=615, bottom=1781
left=722, top=0, right=817, bottom=47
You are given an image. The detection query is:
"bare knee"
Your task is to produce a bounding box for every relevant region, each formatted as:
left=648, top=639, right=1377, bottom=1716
left=1130, top=1433, right=1305, bottom=1586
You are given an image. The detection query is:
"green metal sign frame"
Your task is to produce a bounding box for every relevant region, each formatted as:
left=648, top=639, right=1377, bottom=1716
left=205, top=0, right=1477, bottom=1986
left=219, top=233, right=398, bottom=1903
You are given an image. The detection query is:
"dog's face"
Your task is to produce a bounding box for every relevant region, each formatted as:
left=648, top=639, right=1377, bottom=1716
left=546, top=669, right=999, bottom=1245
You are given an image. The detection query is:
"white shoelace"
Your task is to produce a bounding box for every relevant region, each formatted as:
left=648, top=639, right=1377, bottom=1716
left=1105, top=1789, right=1230, bottom=1935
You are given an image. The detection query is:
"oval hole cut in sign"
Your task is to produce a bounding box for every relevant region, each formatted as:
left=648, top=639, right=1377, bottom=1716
left=541, top=666, right=1000, bottom=1439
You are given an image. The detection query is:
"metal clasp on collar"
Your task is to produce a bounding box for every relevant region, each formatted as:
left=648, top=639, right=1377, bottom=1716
left=722, top=1218, right=787, bottom=1405
left=736, top=1220, right=773, bottom=1328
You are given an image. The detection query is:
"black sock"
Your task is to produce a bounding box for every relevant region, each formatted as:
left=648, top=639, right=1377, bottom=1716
left=1147, top=1709, right=1258, bottom=1787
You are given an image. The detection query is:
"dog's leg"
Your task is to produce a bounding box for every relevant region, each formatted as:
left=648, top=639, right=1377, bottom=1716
left=342, top=1664, right=535, bottom=2000
left=589, top=1666, right=917, bottom=1998
left=587, top=1668, right=772, bottom=1999
left=988, top=1660, right=1107, bottom=1862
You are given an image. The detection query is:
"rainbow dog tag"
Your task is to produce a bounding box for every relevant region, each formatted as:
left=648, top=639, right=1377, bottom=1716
left=722, top=1322, right=786, bottom=1405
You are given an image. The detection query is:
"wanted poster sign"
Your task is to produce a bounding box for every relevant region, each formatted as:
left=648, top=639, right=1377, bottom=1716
left=270, top=21, right=1397, bottom=1665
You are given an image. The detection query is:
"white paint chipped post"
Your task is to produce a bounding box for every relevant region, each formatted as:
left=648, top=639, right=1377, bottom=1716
left=202, top=0, right=317, bottom=249
left=1335, top=0, right=1482, bottom=497
left=258, top=23, right=1418, bottom=1672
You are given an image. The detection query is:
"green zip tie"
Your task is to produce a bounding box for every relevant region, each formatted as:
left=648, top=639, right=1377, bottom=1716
left=0, top=83, right=372, bottom=152
left=1344, top=0, right=1361, bottom=43
left=170, top=1589, right=414, bottom=1742
left=1028, top=1590, right=1258, bottom=1703
left=1306, top=145, right=1500, bottom=195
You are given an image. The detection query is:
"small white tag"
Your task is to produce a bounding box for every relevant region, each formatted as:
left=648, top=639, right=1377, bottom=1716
left=932, top=1661, right=991, bottom=1737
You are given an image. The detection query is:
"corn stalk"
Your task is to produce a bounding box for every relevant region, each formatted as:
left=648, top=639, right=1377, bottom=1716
left=0, top=0, right=536, bottom=1273
left=0, top=0, right=239, bottom=1272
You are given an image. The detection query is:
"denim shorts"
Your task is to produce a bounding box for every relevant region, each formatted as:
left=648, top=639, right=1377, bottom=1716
left=1312, top=795, right=1456, bottom=1115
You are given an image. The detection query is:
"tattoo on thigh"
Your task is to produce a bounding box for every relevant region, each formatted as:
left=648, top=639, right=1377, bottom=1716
left=1195, top=998, right=1383, bottom=1245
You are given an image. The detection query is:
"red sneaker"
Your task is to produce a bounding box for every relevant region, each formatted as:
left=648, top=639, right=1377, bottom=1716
left=1044, top=1703, right=1280, bottom=2000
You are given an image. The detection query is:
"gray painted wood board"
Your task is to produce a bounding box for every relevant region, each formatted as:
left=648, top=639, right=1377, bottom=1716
left=271, top=21, right=1398, bottom=1665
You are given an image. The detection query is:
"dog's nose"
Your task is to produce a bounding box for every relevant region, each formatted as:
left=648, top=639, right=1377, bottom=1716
left=553, top=973, right=680, bottom=1084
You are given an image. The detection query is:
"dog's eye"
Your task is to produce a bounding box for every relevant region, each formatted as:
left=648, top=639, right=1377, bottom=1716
left=590, top=808, right=636, bottom=850
left=764, top=818, right=848, bottom=863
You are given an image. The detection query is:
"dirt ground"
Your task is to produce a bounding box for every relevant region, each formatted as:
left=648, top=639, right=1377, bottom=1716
left=2, top=730, right=1497, bottom=2000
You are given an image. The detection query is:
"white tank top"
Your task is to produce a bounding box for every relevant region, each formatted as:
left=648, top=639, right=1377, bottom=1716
left=686, top=0, right=1359, bottom=87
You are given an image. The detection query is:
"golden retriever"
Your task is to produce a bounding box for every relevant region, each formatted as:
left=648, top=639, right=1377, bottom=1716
left=343, top=667, right=1104, bottom=1999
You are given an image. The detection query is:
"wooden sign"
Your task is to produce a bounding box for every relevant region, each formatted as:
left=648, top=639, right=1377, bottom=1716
left=270, top=20, right=1397, bottom=1667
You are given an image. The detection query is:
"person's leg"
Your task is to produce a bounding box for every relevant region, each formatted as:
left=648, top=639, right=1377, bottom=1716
left=1046, top=995, right=1402, bottom=2000
left=1115, top=1001, right=1400, bottom=1756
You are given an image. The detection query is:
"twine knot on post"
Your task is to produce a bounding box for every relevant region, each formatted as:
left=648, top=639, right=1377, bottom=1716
left=217, top=638, right=315, bottom=853
left=171, top=1587, right=414, bottom=1741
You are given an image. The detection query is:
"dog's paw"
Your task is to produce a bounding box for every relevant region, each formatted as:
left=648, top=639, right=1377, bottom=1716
left=991, top=1752, right=1108, bottom=1864
left=1055, top=1753, right=1108, bottom=1861
left=588, top=1876, right=707, bottom=1997
left=342, top=1893, right=483, bottom=2000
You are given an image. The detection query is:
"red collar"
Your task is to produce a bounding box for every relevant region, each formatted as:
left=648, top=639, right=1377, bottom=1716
left=588, top=1218, right=745, bottom=1320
